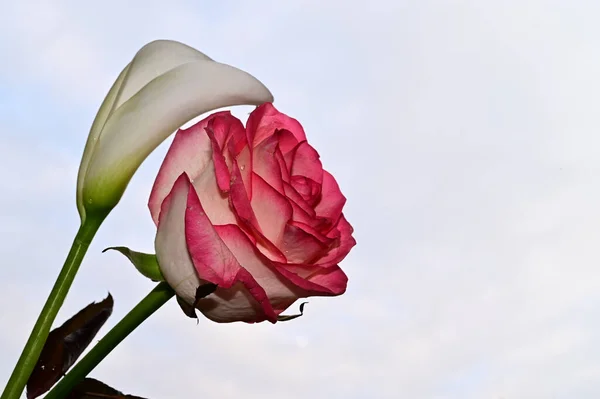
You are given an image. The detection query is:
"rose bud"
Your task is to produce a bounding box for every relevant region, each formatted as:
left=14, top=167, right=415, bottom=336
left=150, top=104, right=355, bottom=323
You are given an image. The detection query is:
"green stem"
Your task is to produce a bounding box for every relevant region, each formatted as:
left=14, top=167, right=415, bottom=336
left=1, top=213, right=105, bottom=399
left=44, top=282, right=175, bottom=399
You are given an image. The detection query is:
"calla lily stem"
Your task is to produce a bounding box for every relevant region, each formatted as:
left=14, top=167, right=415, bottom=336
left=0, top=213, right=106, bottom=399
left=44, top=282, right=175, bottom=399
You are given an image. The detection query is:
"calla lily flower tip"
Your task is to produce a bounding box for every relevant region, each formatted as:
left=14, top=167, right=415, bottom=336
left=76, top=39, right=274, bottom=222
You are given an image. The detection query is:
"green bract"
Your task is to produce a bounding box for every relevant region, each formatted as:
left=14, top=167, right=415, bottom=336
left=103, top=247, right=164, bottom=282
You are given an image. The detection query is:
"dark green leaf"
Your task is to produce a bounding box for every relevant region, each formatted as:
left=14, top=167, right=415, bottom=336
left=66, top=378, right=147, bottom=398
left=277, top=302, right=308, bottom=322
left=103, top=247, right=164, bottom=282
left=27, top=294, right=114, bottom=399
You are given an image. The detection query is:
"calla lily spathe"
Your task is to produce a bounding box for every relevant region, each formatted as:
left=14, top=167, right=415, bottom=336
left=76, top=40, right=274, bottom=222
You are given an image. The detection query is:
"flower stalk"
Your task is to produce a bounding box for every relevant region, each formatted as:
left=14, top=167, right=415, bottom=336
left=0, top=212, right=107, bottom=399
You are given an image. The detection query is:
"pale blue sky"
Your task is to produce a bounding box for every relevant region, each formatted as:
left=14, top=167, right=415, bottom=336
left=2, top=1, right=600, bottom=398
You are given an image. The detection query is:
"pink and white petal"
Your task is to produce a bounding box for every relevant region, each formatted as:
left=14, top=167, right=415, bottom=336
left=185, top=179, right=248, bottom=284
left=224, top=114, right=250, bottom=156
left=227, top=134, right=253, bottom=197
left=283, top=182, right=316, bottom=218
left=304, top=265, right=348, bottom=295
left=290, top=176, right=311, bottom=198
left=290, top=141, right=323, bottom=184
left=316, top=214, right=356, bottom=267
left=210, top=114, right=248, bottom=182
left=276, top=129, right=301, bottom=156
left=207, top=112, right=244, bottom=149
left=185, top=181, right=278, bottom=322
left=275, top=145, right=291, bottom=183
left=290, top=220, right=332, bottom=244
left=253, top=134, right=285, bottom=194
left=190, top=159, right=237, bottom=226
left=273, top=263, right=348, bottom=296
left=283, top=141, right=299, bottom=171
left=291, top=175, right=321, bottom=205
left=155, top=173, right=202, bottom=306
left=229, top=160, right=260, bottom=228
left=216, top=224, right=301, bottom=314
left=312, top=217, right=336, bottom=234
left=197, top=283, right=275, bottom=323
left=283, top=190, right=332, bottom=233
left=314, top=170, right=346, bottom=221
left=149, top=113, right=227, bottom=224
left=228, top=162, right=284, bottom=261
left=251, top=173, right=293, bottom=247
left=238, top=145, right=253, bottom=196
left=204, top=125, right=231, bottom=192
left=288, top=200, right=316, bottom=228
left=247, top=103, right=307, bottom=147
left=280, top=224, right=328, bottom=264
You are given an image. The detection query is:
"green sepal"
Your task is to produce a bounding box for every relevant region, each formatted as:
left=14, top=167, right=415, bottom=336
left=102, top=246, right=164, bottom=282
left=176, top=283, right=218, bottom=321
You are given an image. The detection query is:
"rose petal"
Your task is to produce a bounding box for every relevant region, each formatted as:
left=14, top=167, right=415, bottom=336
left=206, top=113, right=246, bottom=180
left=226, top=124, right=253, bottom=197
left=280, top=224, right=328, bottom=264
left=290, top=141, right=323, bottom=184
left=155, top=174, right=202, bottom=307
left=213, top=224, right=302, bottom=315
left=228, top=163, right=287, bottom=261
left=275, top=144, right=291, bottom=183
left=289, top=221, right=332, bottom=244
left=291, top=175, right=321, bottom=205
left=149, top=113, right=228, bottom=224
left=276, top=129, right=301, bottom=156
left=314, top=170, right=346, bottom=222
left=303, top=265, right=348, bottom=295
left=190, top=159, right=237, bottom=226
left=251, top=173, right=293, bottom=247
left=196, top=283, right=274, bottom=323
left=274, top=263, right=348, bottom=296
left=253, top=134, right=285, bottom=194
left=229, top=160, right=260, bottom=229
left=205, top=124, right=231, bottom=192
left=247, top=103, right=307, bottom=147
left=207, top=112, right=243, bottom=149
left=283, top=182, right=316, bottom=219
left=316, top=214, right=356, bottom=267
left=184, top=177, right=278, bottom=323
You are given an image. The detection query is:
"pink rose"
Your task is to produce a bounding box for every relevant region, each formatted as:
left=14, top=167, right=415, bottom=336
left=149, top=103, right=355, bottom=323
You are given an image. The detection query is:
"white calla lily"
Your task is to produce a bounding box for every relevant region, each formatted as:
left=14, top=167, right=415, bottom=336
left=76, top=40, right=273, bottom=222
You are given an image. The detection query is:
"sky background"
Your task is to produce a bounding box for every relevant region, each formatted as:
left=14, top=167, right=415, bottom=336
left=2, top=1, right=600, bottom=398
